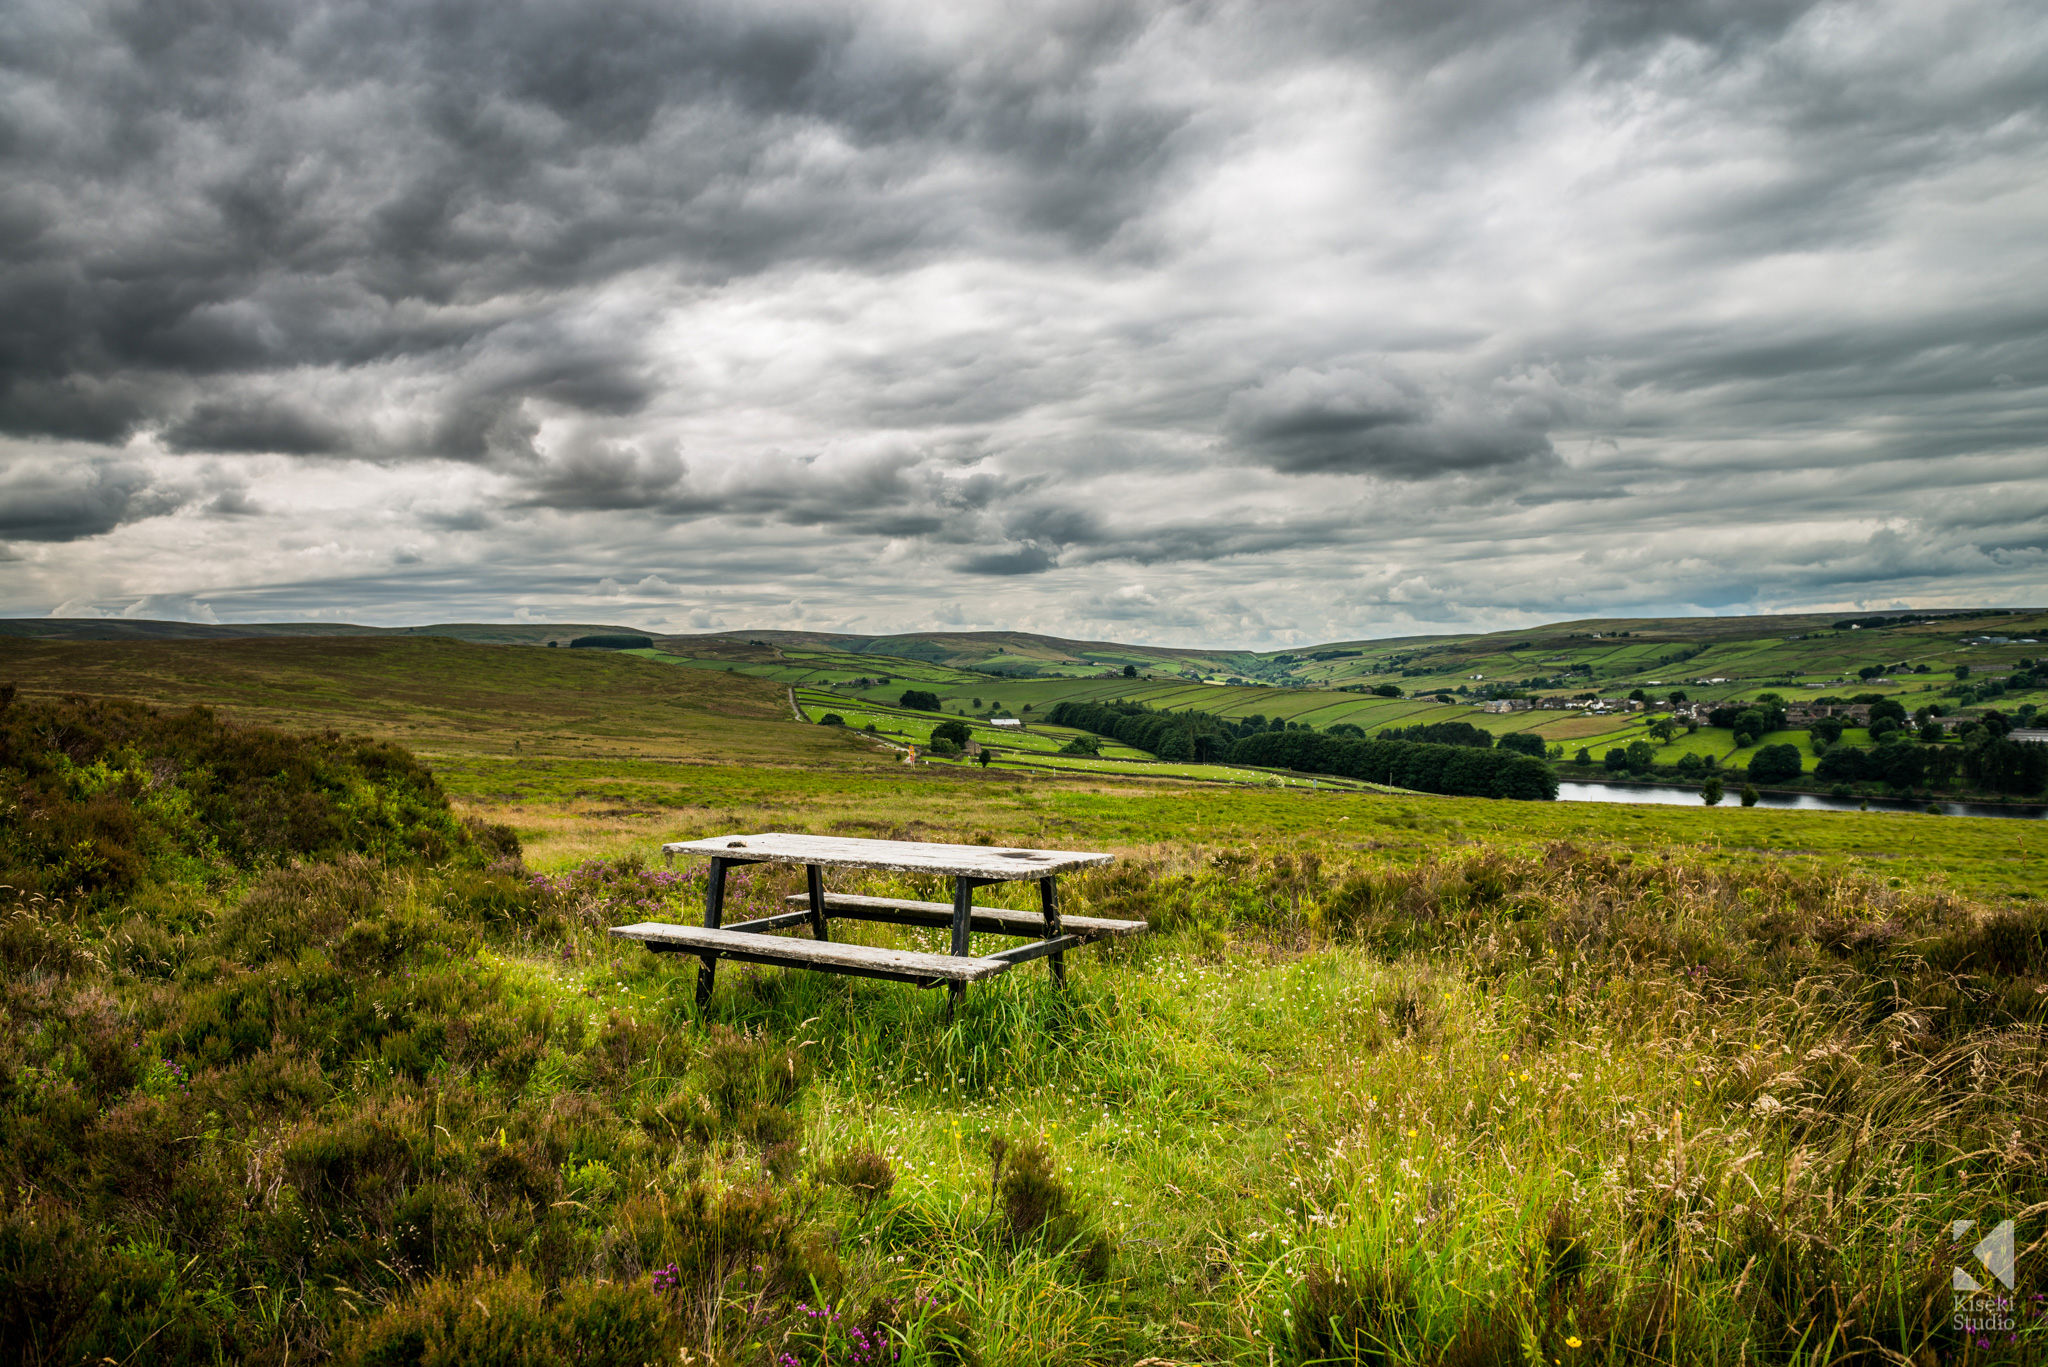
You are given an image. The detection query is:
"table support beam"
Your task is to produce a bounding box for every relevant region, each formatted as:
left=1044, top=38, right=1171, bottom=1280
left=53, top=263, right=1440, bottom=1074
left=944, top=875, right=1003, bottom=1021
left=695, top=855, right=765, bottom=1011
left=1039, top=875, right=1066, bottom=988
left=805, top=864, right=830, bottom=942
left=947, top=876, right=971, bottom=1020
left=985, top=933, right=1086, bottom=966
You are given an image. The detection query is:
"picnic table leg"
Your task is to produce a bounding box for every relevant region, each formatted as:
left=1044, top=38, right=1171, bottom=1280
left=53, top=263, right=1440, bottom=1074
left=805, top=864, right=830, bottom=941
left=1039, top=875, right=1066, bottom=989
left=696, top=856, right=730, bottom=1011
left=946, top=875, right=972, bottom=1021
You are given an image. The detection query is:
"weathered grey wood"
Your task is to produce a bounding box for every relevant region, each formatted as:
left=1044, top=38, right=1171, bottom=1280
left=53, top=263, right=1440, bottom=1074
left=611, top=923, right=1013, bottom=984
left=778, top=893, right=1146, bottom=939
left=722, top=908, right=817, bottom=934
left=984, top=934, right=1088, bottom=966
left=662, top=832, right=1113, bottom=880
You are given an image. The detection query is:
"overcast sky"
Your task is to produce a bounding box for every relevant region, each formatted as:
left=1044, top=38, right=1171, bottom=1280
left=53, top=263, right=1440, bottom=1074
left=2, top=0, right=2045, bottom=645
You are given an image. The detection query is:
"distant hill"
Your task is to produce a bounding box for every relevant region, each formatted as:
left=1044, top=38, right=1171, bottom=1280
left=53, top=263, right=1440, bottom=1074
left=0, top=619, right=649, bottom=646
left=3, top=609, right=2040, bottom=686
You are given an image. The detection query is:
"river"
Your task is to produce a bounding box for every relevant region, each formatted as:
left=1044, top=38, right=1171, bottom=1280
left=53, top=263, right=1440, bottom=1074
left=1556, top=779, right=2047, bottom=821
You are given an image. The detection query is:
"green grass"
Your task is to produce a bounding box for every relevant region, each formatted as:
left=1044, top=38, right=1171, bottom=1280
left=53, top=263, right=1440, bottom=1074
left=5, top=636, right=2047, bottom=1365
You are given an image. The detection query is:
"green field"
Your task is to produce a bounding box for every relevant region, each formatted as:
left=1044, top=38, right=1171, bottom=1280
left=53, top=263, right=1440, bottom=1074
left=2, top=636, right=2045, bottom=1365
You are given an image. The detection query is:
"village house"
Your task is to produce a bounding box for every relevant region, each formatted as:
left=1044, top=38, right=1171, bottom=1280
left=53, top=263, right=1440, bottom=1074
left=1786, top=702, right=1871, bottom=725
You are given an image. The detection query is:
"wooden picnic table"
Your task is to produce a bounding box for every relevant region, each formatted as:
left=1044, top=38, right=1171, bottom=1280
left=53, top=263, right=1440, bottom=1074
left=610, top=832, right=1143, bottom=1015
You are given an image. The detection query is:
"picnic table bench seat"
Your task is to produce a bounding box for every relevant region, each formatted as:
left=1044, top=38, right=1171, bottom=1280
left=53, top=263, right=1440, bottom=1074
left=776, top=892, right=1147, bottom=941
left=614, top=832, right=1136, bottom=1017
left=610, top=922, right=1013, bottom=986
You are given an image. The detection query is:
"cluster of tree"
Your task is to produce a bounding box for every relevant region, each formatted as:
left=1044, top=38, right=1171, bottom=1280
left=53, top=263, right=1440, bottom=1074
left=1833, top=613, right=1937, bottom=630
left=1707, top=695, right=1789, bottom=747
left=1806, top=699, right=1911, bottom=746
left=1815, top=713, right=2045, bottom=795
left=1746, top=743, right=1805, bottom=784
left=1952, top=664, right=2039, bottom=706
left=1229, top=729, right=1556, bottom=800
left=1601, top=741, right=1657, bottom=774
left=1376, top=721, right=1494, bottom=748
left=898, top=689, right=943, bottom=711
left=1045, top=699, right=1243, bottom=761
left=568, top=634, right=653, bottom=650
left=1816, top=739, right=1928, bottom=789
left=925, top=718, right=974, bottom=755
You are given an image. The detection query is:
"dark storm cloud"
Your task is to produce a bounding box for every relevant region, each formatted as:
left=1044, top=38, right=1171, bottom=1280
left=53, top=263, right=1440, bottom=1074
left=0, top=458, right=187, bottom=541
left=163, top=397, right=350, bottom=455
left=515, top=438, right=689, bottom=512
left=4, top=0, right=2047, bottom=636
left=1222, top=365, right=1558, bottom=478
left=0, top=0, right=1189, bottom=448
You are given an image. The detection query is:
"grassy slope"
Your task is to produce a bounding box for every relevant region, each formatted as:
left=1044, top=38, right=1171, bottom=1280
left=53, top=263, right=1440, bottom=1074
left=7, top=638, right=2047, bottom=1366
left=0, top=635, right=871, bottom=769
left=6, top=638, right=2036, bottom=897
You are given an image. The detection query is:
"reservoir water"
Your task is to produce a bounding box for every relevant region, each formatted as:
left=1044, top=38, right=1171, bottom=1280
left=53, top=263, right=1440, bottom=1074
left=1557, top=779, right=2046, bottom=821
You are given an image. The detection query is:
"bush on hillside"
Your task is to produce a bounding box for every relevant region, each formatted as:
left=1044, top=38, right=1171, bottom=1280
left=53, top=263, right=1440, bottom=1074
left=0, top=692, right=483, bottom=909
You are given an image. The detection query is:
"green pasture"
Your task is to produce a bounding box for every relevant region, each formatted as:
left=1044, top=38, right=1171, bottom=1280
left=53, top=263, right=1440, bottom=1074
left=631, top=610, right=2045, bottom=757
left=791, top=689, right=1152, bottom=761
left=963, top=750, right=1396, bottom=791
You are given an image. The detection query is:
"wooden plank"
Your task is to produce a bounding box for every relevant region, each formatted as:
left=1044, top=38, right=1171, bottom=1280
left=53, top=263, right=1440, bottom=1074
left=781, top=893, right=1147, bottom=938
left=661, top=832, right=1114, bottom=880
left=610, top=922, right=1013, bottom=983
left=720, top=908, right=816, bottom=934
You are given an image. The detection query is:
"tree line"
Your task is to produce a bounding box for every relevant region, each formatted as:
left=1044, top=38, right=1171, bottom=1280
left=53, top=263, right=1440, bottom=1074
left=1047, top=700, right=1556, bottom=799
left=1228, top=730, right=1557, bottom=800
left=1045, top=700, right=1244, bottom=761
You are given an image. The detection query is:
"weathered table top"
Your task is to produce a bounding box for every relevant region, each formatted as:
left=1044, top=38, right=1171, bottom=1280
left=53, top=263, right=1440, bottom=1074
left=660, top=831, right=1114, bottom=880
